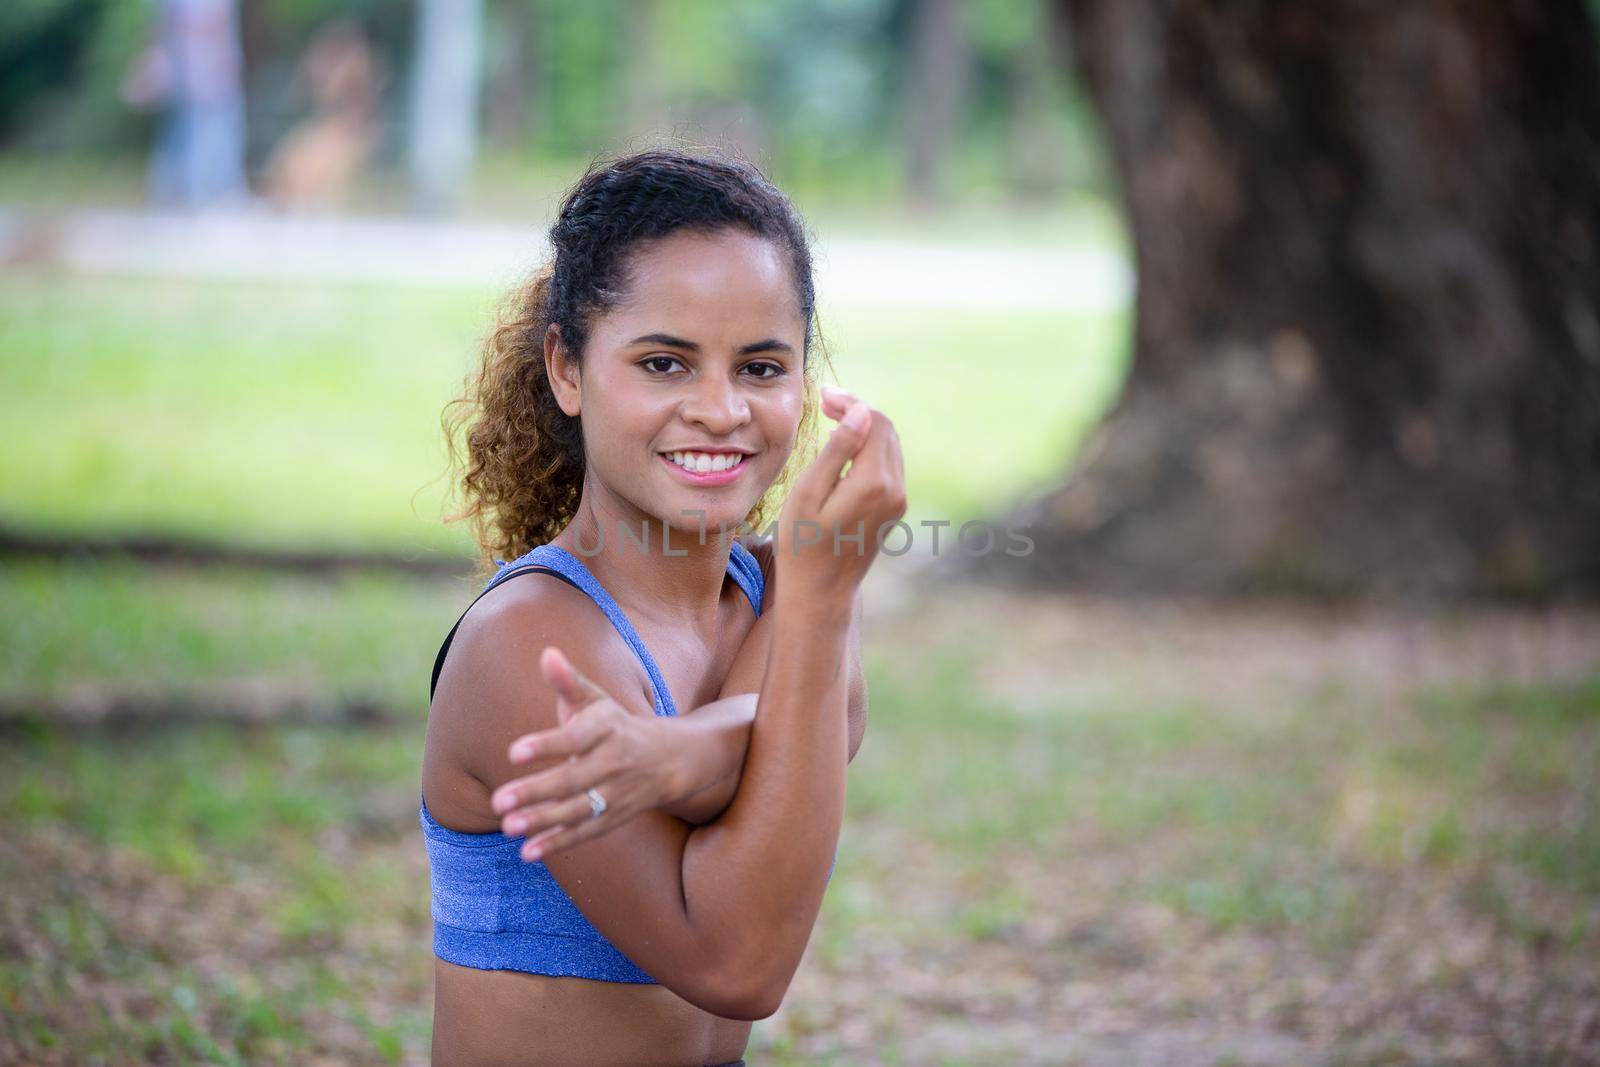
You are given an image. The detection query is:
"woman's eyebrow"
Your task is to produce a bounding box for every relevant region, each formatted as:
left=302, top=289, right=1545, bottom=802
left=628, top=332, right=794, bottom=356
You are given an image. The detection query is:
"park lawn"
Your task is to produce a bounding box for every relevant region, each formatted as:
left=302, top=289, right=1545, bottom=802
left=1, top=559, right=1596, bottom=1064
left=0, top=557, right=466, bottom=717
left=0, top=271, right=1127, bottom=555
left=0, top=274, right=489, bottom=556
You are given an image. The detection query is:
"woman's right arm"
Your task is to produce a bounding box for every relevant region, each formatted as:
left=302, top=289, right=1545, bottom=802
left=463, top=399, right=903, bottom=1021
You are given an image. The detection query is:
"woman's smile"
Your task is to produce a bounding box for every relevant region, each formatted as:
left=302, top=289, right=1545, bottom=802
left=658, top=448, right=754, bottom=487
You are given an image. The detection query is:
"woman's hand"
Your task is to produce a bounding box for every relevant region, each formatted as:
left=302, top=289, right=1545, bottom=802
left=772, top=385, right=907, bottom=606
left=490, top=646, right=689, bottom=862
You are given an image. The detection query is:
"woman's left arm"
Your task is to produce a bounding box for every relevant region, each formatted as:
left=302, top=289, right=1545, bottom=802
left=491, top=585, right=867, bottom=849
left=494, top=385, right=880, bottom=849
left=663, top=583, right=866, bottom=825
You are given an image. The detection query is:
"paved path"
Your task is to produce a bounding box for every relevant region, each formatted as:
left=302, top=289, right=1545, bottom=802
left=0, top=206, right=1131, bottom=313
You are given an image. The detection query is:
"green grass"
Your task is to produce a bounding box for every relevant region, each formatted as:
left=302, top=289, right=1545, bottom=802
left=0, top=559, right=1595, bottom=1062
left=0, top=271, right=1127, bottom=554
left=845, top=640, right=1599, bottom=949
left=1, top=677, right=434, bottom=1063
left=0, top=557, right=464, bottom=714
left=0, top=811, right=430, bottom=1064
left=4, top=724, right=419, bottom=878
left=0, top=273, right=490, bottom=555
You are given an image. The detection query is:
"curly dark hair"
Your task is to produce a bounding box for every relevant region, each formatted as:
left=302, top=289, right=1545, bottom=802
left=441, top=148, right=830, bottom=577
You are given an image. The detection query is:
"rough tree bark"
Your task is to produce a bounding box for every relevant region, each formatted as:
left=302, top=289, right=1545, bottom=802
left=984, top=1, right=1600, bottom=598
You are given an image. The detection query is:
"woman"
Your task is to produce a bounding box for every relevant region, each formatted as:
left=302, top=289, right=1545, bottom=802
left=421, top=149, right=906, bottom=1067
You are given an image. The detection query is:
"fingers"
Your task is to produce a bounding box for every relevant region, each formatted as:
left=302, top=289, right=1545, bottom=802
left=820, top=388, right=896, bottom=487
left=492, top=742, right=614, bottom=812
left=506, top=710, right=612, bottom=766
left=497, top=700, right=628, bottom=811
left=854, top=409, right=903, bottom=487
left=790, top=399, right=871, bottom=513
left=819, top=407, right=907, bottom=528
left=539, top=646, right=611, bottom=720
left=786, top=388, right=906, bottom=554
left=502, top=779, right=632, bottom=862
left=502, top=790, right=600, bottom=839
left=819, top=384, right=858, bottom=420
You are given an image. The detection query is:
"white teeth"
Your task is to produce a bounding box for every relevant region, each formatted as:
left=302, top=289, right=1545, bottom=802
left=667, top=451, right=744, bottom=473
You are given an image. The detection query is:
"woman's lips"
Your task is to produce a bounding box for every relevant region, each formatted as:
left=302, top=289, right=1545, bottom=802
left=658, top=452, right=750, bottom=487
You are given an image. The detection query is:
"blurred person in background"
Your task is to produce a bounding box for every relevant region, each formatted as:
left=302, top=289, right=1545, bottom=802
left=120, top=0, right=249, bottom=210
left=262, top=18, right=384, bottom=212
left=422, top=148, right=903, bottom=1066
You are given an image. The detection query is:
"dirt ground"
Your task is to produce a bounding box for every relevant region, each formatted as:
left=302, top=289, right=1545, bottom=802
left=4, top=578, right=1597, bottom=1066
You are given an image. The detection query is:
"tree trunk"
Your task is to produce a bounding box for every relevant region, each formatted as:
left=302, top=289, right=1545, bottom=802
left=484, top=0, right=535, bottom=152
left=987, top=0, right=1600, bottom=598
left=407, top=0, right=483, bottom=213
left=903, top=0, right=971, bottom=208
left=622, top=0, right=667, bottom=140
left=1005, top=2, right=1071, bottom=203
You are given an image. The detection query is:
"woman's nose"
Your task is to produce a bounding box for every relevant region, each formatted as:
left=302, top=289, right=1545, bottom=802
left=681, top=377, right=751, bottom=434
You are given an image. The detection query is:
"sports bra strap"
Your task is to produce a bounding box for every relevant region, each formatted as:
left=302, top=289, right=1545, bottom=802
left=525, top=545, right=678, bottom=717
left=428, top=563, right=577, bottom=704
left=428, top=540, right=765, bottom=714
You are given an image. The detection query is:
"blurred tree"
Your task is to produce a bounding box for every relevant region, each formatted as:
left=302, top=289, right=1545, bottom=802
left=0, top=0, right=103, bottom=143
left=623, top=0, right=667, bottom=138
left=528, top=0, right=625, bottom=153
left=407, top=0, right=483, bottom=212
left=966, top=0, right=1076, bottom=201
left=0, top=0, right=154, bottom=153
left=1000, top=1, right=1600, bottom=598
left=901, top=0, right=970, bottom=206
left=483, top=0, right=536, bottom=151
left=3, top=0, right=1118, bottom=210
left=731, top=0, right=898, bottom=194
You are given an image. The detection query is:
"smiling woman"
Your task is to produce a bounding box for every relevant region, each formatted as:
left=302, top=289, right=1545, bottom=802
left=421, top=149, right=905, bottom=1067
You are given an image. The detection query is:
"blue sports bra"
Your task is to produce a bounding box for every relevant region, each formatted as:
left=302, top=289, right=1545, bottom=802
left=420, top=540, right=771, bottom=982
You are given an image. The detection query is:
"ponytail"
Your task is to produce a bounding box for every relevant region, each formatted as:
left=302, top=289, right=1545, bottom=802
left=441, top=262, right=584, bottom=578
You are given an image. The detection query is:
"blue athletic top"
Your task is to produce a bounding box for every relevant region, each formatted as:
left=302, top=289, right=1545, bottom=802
left=421, top=539, right=823, bottom=983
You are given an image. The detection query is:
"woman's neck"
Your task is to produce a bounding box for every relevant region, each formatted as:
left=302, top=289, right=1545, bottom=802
left=551, top=490, right=736, bottom=632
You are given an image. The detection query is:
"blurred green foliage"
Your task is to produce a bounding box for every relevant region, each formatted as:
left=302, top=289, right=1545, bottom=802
left=0, top=0, right=1110, bottom=204
left=0, top=0, right=153, bottom=152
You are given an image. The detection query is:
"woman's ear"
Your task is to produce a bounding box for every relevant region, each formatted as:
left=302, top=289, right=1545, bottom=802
left=544, top=323, right=581, bottom=417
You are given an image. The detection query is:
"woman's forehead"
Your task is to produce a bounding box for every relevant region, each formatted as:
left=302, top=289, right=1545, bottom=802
left=607, top=230, right=803, bottom=335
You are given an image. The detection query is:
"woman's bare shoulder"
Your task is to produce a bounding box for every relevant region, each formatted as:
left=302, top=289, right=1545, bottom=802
left=424, top=572, right=656, bottom=825
left=453, top=572, right=657, bottom=714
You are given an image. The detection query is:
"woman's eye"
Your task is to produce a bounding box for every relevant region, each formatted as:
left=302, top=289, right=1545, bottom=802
left=641, top=356, right=682, bottom=374
left=744, top=362, right=784, bottom=379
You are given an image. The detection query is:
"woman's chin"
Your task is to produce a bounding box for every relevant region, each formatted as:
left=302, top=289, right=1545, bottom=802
left=657, top=504, right=757, bottom=542
left=629, top=492, right=749, bottom=537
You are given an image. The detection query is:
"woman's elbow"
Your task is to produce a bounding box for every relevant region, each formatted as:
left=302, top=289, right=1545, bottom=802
left=706, top=980, right=785, bottom=1022
left=693, top=960, right=790, bottom=1021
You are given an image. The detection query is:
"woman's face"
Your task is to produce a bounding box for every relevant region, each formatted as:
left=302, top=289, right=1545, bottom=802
left=549, top=227, right=807, bottom=539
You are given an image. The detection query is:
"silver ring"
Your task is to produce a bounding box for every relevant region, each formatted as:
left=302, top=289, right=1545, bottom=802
left=585, top=788, right=608, bottom=820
